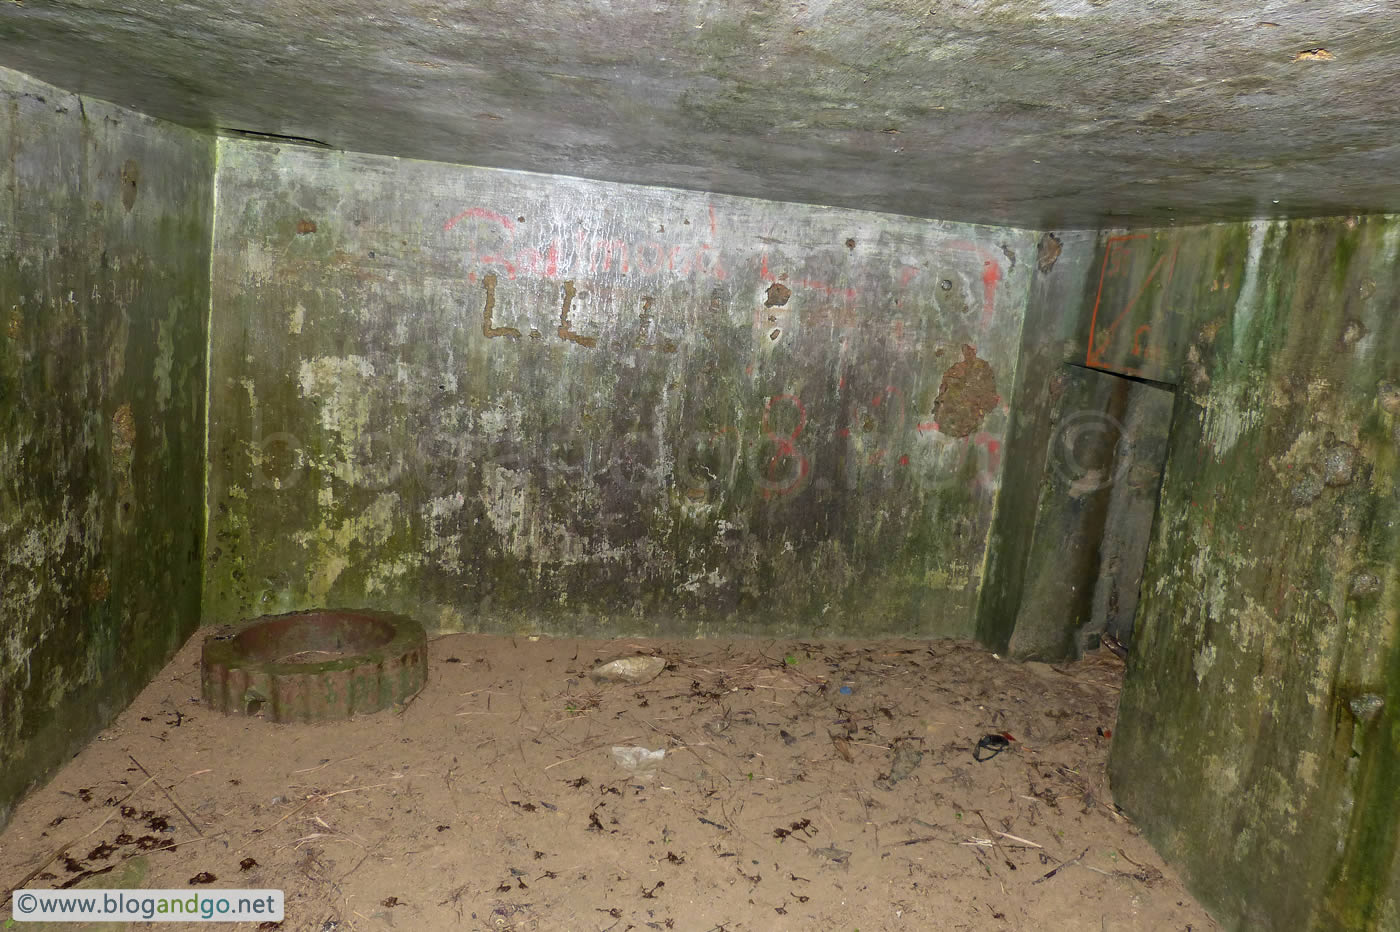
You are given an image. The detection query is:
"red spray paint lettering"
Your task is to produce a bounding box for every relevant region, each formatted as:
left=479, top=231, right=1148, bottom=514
left=445, top=205, right=725, bottom=283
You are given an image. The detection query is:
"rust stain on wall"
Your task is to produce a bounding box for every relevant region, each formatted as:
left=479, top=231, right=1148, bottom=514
left=111, top=403, right=136, bottom=464
left=480, top=272, right=520, bottom=340
left=933, top=344, right=1000, bottom=438
left=557, top=280, right=597, bottom=348
left=1036, top=232, right=1062, bottom=273
left=120, top=159, right=140, bottom=211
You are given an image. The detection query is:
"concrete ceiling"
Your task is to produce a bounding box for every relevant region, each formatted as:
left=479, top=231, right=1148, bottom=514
left=2, top=1, right=1398, bottom=228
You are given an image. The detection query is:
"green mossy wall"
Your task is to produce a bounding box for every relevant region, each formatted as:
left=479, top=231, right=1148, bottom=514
left=1109, top=216, right=1400, bottom=930
left=0, top=67, right=213, bottom=827
left=204, top=142, right=1034, bottom=637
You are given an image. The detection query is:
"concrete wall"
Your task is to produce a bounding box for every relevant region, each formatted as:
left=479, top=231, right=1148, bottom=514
left=0, top=67, right=214, bottom=826
left=1107, top=216, right=1400, bottom=930
left=976, top=230, right=1099, bottom=650
left=204, top=141, right=1034, bottom=637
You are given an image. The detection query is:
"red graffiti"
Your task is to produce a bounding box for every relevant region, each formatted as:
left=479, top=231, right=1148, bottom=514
left=897, top=240, right=1005, bottom=331
left=971, top=432, right=1002, bottom=474
left=874, top=385, right=906, bottom=435
left=891, top=318, right=918, bottom=354
left=760, top=394, right=810, bottom=497
left=1132, top=324, right=1151, bottom=356
left=446, top=205, right=725, bottom=283
left=1087, top=235, right=1177, bottom=376
left=741, top=388, right=1005, bottom=497
left=981, top=259, right=1001, bottom=326
left=443, top=207, right=516, bottom=234
left=758, top=254, right=858, bottom=301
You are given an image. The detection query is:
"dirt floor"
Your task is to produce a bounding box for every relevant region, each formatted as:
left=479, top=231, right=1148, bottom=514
left=0, top=633, right=1219, bottom=931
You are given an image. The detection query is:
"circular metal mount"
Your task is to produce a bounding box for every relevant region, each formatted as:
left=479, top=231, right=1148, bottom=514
left=201, top=609, right=427, bottom=723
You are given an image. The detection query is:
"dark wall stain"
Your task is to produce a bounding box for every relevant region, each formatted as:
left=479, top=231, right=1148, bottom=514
left=120, top=158, right=139, bottom=211
left=1036, top=232, right=1062, bottom=273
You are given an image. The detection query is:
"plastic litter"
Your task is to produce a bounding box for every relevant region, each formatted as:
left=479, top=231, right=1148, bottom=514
left=611, top=746, right=665, bottom=773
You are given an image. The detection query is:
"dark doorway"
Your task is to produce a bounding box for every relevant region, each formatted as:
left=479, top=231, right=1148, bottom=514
left=1007, top=364, right=1175, bottom=659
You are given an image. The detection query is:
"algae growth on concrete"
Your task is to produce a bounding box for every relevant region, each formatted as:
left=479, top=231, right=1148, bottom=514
left=203, top=142, right=1033, bottom=639
left=1109, top=215, right=1400, bottom=931
left=0, top=66, right=214, bottom=826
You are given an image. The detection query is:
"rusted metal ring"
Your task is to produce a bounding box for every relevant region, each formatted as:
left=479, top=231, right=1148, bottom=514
left=201, top=609, right=427, bottom=723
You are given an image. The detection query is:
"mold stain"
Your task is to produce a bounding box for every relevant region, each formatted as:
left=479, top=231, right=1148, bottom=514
left=1201, top=377, right=1263, bottom=460
left=294, top=492, right=404, bottom=601
left=2, top=73, right=214, bottom=833
left=111, top=403, right=136, bottom=497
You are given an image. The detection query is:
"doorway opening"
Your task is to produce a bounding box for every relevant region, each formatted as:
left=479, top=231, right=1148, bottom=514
left=1007, top=362, right=1176, bottom=659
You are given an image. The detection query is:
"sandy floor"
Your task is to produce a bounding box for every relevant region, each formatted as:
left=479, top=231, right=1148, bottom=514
left=0, top=633, right=1217, bottom=931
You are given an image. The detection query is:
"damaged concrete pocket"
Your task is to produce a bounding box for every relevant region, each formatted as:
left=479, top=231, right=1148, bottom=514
left=933, top=344, right=1000, bottom=438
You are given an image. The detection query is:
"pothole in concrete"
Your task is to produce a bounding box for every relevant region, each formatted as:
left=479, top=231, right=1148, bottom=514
left=201, top=609, right=427, bottom=723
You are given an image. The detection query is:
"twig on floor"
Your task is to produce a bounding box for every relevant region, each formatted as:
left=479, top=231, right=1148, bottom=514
left=1034, top=846, right=1090, bottom=885
left=264, top=783, right=390, bottom=831
left=1115, top=847, right=1145, bottom=867
left=394, top=688, right=423, bottom=716
left=316, top=783, right=390, bottom=800
left=976, top=811, right=1016, bottom=871
left=168, top=768, right=213, bottom=789
left=289, top=832, right=365, bottom=850
left=134, top=830, right=229, bottom=857
left=997, top=831, right=1043, bottom=849
left=128, top=754, right=202, bottom=837
left=293, top=756, right=359, bottom=775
